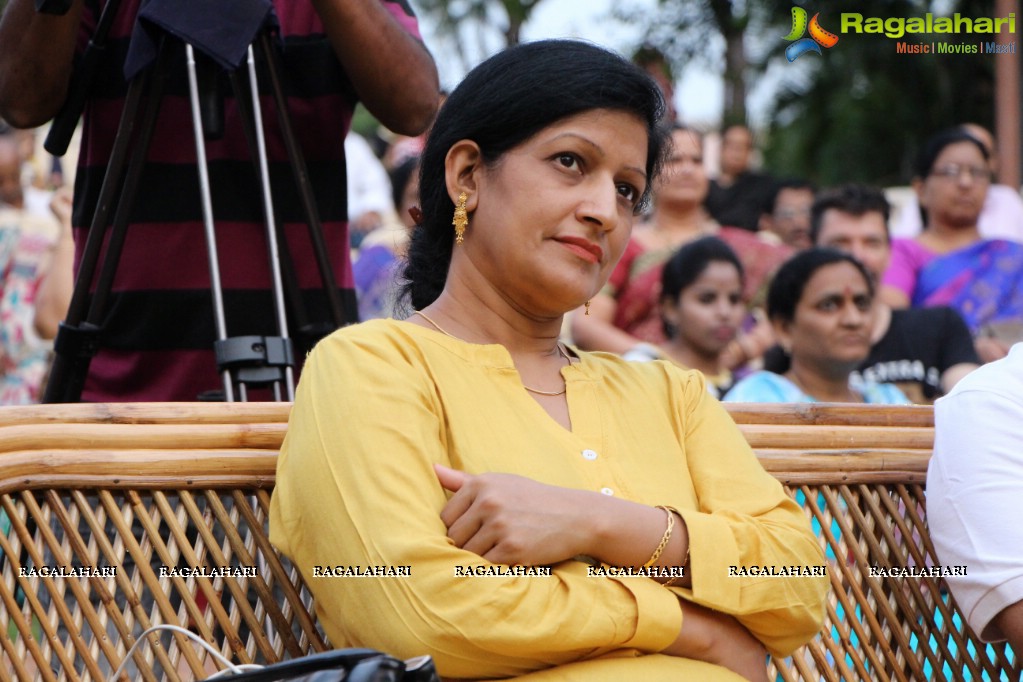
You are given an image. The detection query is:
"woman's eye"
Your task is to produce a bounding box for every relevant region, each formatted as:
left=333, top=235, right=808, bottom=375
left=617, top=183, right=638, bottom=204
left=556, top=153, right=580, bottom=170
left=816, top=299, right=838, bottom=311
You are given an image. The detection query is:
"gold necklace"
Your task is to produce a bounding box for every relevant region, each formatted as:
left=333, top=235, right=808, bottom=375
left=411, top=310, right=571, bottom=397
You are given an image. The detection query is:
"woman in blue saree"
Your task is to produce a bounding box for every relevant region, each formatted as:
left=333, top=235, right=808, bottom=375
left=882, top=127, right=1023, bottom=362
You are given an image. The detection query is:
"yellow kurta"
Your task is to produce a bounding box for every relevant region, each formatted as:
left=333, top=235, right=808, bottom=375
left=270, top=319, right=827, bottom=680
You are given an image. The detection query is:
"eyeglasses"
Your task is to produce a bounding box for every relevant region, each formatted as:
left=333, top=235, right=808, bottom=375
left=930, top=164, right=991, bottom=182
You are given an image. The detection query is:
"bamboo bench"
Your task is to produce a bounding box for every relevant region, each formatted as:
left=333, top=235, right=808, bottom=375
left=0, top=402, right=1017, bottom=681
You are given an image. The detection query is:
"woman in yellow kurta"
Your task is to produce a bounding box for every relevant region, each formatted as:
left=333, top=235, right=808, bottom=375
left=271, top=40, right=828, bottom=681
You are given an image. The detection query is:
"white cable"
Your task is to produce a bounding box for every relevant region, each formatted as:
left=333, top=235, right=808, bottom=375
left=108, top=624, right=262, bottom=680
left=206, top=663, right=267, bottom=678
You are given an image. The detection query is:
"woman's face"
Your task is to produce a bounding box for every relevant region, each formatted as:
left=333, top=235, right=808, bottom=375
left=655, top=129, right=708, bottom=208
left=777, top=261, right=874, bottom=371
left=663, top=261, right=744, bottom=357
left=917, top=141, right=990, bottom=229
left=462, top=109, right=649, bottom=315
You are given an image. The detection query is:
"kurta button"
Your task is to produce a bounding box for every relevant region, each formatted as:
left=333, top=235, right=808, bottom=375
left=582, top=449, right=598, bottom=460
left=600, top=487, right=614, bottom=496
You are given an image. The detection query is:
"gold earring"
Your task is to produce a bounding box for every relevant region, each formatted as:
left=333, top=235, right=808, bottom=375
left=585, top=301, right=591, bottom=316
left=453, top=192, right=468, bottom=244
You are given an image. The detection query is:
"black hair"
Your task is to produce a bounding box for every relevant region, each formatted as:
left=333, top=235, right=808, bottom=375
left=809, top=184, right=891, bottom=245
left=401, top=39, right=669, bottom=311
left=668, top=124, right=704, bottom=145
left=766, top=248, right=874, bottom=324
left=914, top=127, right=989, bottom=179
left=913, top=128, right=990, bottom=229
left=632, top=44, right=674, bottom=80
left=388, top=155, right=420, bottom=215
left=659, top=237, right=744, bottom=338
left=768, top=177, right=816, bottom=214
left=660, top=236, right=744, bottom=304
left=661, top=125, right=704, bottom=169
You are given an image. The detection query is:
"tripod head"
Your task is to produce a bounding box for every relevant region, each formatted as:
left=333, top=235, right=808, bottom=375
left=43, top=0, right=276, bottom=156
left=34, top=0, right=73, bottom=15
left=124, top=0, right=275, bottom=80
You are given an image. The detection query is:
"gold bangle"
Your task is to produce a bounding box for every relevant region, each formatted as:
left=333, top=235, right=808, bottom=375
left=663, top=546, right=690, bottom=587
left=662, top=506, right=688, bottom=587
left=644, top=506, right=675, bottom=568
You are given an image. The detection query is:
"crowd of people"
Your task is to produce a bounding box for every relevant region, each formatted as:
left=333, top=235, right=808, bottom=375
left=338, top=110, right=1023, bottom=412
left=7, top=111, right=1014, bottom=410
left=0, top=1, right=1021, bottom=676
left=0, top=17, right=1019, bottom=407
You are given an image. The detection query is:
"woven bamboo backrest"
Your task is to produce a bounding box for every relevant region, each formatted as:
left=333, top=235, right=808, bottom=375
left=0, top=402, right=1016, bottom=681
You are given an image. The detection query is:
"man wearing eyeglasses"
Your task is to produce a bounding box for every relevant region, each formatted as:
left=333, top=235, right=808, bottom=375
left=891, top=123, right=1023, bottom=243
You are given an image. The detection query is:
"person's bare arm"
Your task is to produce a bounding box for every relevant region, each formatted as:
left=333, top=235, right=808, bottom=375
left=310, top=0, right=438, bottom=135
left=992, top=601, right=1023, bottom=653
left=975, top=337, right=1010, bottom=364
left=662, top=600, right=768, bottom=682
left=435, top=464, right=692, bottom=582
left=939, top=362, right=978, bottom=392
left=35, top=187, right=74, bottom=340
left=0, top=0, right=82, bottom=128
left=879, top=283, right=910, bottom=309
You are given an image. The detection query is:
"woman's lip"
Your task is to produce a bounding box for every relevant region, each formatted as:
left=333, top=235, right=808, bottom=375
left=555, top=237, right=603, bottom=264
left=713, top=327, right=737, bottom=341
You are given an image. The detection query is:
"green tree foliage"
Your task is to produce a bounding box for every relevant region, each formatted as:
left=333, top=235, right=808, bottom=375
left=761, top=0, right=996, bottom=186
left=621, top=0, right=791, bottom=126
left=633, top=0, right=998, bottom=185
left=414, top=0, right=548, bottom=73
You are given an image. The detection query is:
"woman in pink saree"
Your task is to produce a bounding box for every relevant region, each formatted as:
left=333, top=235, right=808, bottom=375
left=882, top=128, right=1023, bottom=361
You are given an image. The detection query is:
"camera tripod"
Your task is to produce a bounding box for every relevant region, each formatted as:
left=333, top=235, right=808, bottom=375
left=43, top=1, right=349, bottom=403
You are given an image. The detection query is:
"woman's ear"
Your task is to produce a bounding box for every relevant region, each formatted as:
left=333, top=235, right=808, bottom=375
left=659, top=296, right=680, bottom=331
left=445, top=140, right=482, bottom=212
left=772, top=318, right=792, bottom=354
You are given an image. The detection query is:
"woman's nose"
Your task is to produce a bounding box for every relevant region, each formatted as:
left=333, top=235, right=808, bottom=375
left=577, top=180, right=619, bottom=231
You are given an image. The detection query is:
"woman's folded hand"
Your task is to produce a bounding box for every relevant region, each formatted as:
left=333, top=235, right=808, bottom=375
left=662, top=599, right=768, bottom=682
left=435, top=464, right=591, bottom=566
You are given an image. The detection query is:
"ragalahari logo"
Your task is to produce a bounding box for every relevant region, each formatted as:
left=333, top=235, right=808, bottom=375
left=783, top=7, right=839, bottom=61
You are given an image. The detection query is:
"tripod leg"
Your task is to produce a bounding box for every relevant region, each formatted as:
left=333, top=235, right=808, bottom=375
left=185, top=44, right=235, bottom=402
left=89, top=47, right=172, bottom=322
left=243, top=44, right=295, bottom=401
left=44, top=41, right=169, bottom=403
left=226, top=70, right=310, bottom=351
left=257, top=31, right=347, bottom=329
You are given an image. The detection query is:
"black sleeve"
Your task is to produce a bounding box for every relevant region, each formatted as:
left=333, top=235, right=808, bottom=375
left=937, top=307, right=981, bottom=367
